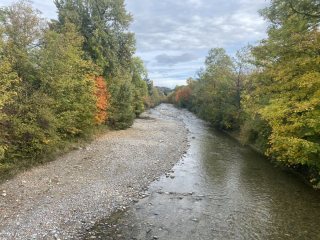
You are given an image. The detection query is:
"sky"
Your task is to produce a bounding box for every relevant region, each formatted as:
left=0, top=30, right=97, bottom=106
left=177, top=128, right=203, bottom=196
left=0, top=0, right=270, bottom=88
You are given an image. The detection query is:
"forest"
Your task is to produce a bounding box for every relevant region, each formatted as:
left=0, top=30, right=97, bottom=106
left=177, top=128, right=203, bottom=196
left=0, top=0, right=319, bottom=187
left=171, top=0, right=320, bottom=185
left=1, top=1, right=320, bottom=239
left=0, top=0, right=165, bottom=177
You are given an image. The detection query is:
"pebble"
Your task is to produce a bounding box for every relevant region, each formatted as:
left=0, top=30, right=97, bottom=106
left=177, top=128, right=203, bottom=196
left=0, top=105, right=189, bottom=239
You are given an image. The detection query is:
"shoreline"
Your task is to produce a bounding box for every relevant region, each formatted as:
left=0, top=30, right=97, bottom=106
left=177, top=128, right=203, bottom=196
left=0, top=104, right=188, bottom=240
left=221, top=129, right=320, bottom=190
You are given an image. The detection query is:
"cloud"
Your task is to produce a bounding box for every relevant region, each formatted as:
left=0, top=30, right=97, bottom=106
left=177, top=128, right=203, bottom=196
left=0, top=0, right=270, bottom=87
left=126, top=0, right=270, bottom=87
left=34, top=1, right=56, bottom=19
left=0, top=0, right=57, bottom=19
left=187, top=0, right=203, bottom=8
left=155, top=53, right=199, bottom=65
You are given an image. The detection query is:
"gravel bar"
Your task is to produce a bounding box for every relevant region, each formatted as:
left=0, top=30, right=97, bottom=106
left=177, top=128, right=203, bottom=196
left=0, top=104, right=188, bottom=240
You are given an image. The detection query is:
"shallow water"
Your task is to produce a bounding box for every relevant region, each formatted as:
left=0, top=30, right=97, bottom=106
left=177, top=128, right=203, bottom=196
left=85, top=105, right=320, bottom=240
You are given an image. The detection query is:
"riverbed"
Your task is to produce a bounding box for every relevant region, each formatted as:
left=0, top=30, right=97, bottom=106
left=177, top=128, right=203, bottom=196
left=85, top=104, right=320, bottom=240
left=0, top=104, right=188, bottom=240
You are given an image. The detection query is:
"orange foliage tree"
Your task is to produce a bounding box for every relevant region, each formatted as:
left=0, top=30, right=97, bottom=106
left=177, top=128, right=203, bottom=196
left=175, top=86, right=192, bottom=107
left=95, top=76, right=109, bottom=124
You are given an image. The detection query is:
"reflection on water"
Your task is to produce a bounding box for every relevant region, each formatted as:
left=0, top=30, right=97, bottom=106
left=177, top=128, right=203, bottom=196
left=85, top=105, right=320, bottom=240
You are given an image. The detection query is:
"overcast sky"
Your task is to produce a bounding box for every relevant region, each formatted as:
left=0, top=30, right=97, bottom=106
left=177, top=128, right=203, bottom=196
left=0, top=0, right=270, bottom=88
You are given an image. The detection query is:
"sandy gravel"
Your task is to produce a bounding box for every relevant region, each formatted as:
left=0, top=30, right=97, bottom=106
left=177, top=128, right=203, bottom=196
left=0, top=104, right=188, bottom=240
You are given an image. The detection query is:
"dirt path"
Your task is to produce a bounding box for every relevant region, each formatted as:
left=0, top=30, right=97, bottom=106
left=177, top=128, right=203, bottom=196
left=0, top=104, right=188, bottom=240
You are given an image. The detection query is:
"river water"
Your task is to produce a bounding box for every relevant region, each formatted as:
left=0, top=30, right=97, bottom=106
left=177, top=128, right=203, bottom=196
left=85, top=104, right=320, bottom=240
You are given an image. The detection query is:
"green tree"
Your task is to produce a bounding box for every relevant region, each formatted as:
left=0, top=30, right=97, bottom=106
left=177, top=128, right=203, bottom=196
left=107, top=76, right=134, bottom=129
left=54, top=0, right=137, bottom=129
left=0, top=1, right=99, bottom=162
left=54, top=0, right=134, bottom=73
left=131, top=57, right=148, bottom=116
left=0, top=0, right=44, bottom=82
left=0, top=29, right=20, bottom=160
left=38, top=23, right=98, bottom=139
left=246, top=0, right=320, bottom=169
left=0, top=1, right=57, bottom=160
left=192, top=48, right=239, bottom=129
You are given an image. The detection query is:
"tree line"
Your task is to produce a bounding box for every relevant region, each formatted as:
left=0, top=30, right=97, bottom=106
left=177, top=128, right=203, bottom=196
left=171, top=0, right=320, bottom=187
left=0, top=0, right=165, bottom=177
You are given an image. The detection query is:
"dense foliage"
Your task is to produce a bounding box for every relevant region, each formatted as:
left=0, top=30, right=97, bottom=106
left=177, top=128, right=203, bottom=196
left=171, top=0, right=320, bottom=185
left=249, top=0, right=320, bottom=170
left=0, top=0, right=155, bottom=176
left=172, top=49, right=247, bottom=130
left=53, top=0, right=142, bottom=129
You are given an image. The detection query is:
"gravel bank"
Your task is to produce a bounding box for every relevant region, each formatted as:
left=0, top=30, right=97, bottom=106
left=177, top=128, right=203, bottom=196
left=0, top=104, right=188, bottom=240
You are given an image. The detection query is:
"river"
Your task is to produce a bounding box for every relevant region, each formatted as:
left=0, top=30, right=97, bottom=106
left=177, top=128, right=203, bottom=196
left=85, top=104, right=320, bottom=240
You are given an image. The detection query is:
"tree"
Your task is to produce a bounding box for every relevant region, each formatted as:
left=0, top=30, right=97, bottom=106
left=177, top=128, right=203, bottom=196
left=94, top=76, right=109, bottom=124
left=107, top=77, right=134, bottom=129
left=0, top=0, right=45, bottom=82
left=246, top=0, right=320, bottom=168
left=192, top=48, right=239, bottom=129
left=232, top=47, right=255, bottom=110
left=0, top=1, right=57, bottom=160
left=54, top=0, right=135, bottom=74
left=53, top=0, right=137, bottom=129
left=0, top=28, right=20, bottom=160
left=174, top=85, right=192, bottom=108
left=38, top=23, right=98, bottom=138
left=0, top=2, right=100, bottom=162
left=131, top=57, right=148, bottom=116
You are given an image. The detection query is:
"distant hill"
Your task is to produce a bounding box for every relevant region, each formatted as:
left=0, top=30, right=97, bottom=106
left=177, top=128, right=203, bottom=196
left=155, top=86, right=173, bottom=96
